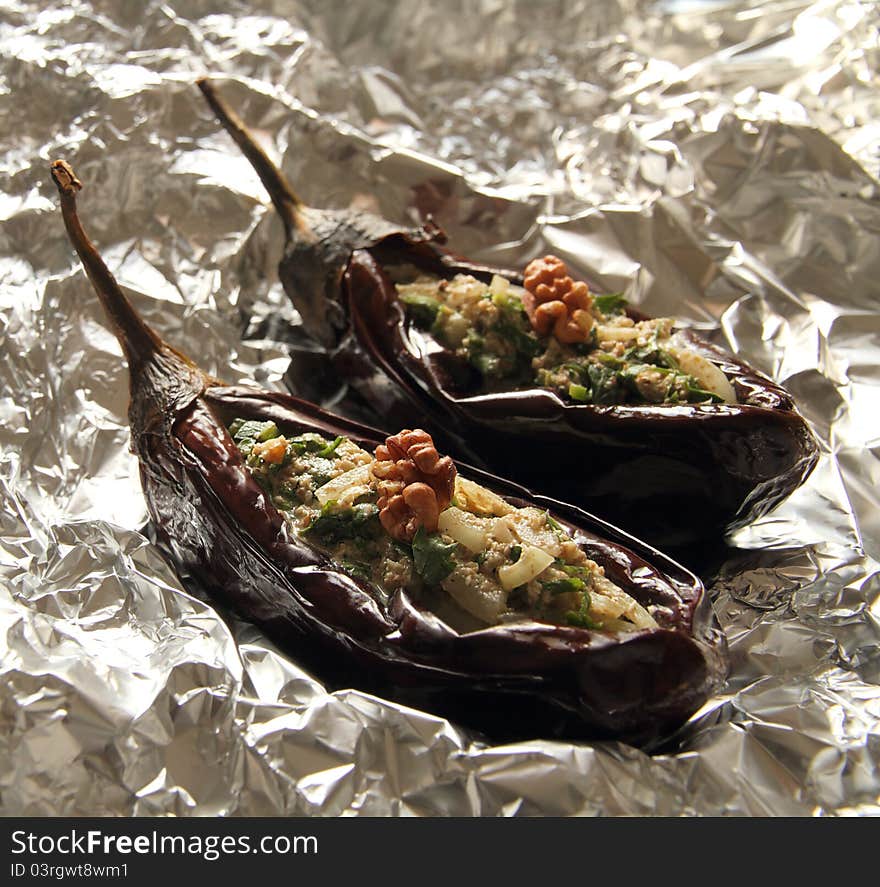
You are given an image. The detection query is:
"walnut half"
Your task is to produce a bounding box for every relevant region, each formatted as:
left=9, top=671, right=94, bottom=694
left=522, top=254, right=594, bottom=344
left=370, top=429, right=456, bottom=542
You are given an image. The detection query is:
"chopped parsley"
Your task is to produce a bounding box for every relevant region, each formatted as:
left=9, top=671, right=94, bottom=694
left=230, top=419, right=280, bottom=456
left=565, top=593, right=601, bottom=629
left=592, top=292, right=627, bottom=315
left=543, top=576, right=587, bottom=596
left=411, top=528, right=458, bottom=586
left=303, top=501, right=381, bottom=544
left=399, top=291, right=442, bottom=326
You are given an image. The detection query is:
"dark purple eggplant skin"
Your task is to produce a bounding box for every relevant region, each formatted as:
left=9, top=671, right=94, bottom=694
left=198, top=79, right=820, bottom=551
left=51, top=159, right=728, bottom=748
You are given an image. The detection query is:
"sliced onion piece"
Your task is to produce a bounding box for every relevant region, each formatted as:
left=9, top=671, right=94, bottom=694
left=438, top=507, right=488, bottom=553
left=441, top=572, right=507, bottom=623
left=316, top=463, right=372, bottom=505
left=490, top=517, right=513, bottom=543
left=668, top=346, right=737, bottom=404
left=595, top=324, right=640, bottom=342
left=454, top=476, right=513, bottom=516
left=489, top=274, right=510, bottom=296
left=507, top=508, right=561, bottom=554
left=498, top=546, right=555, bottom=591
left=595, top=618, right=643, bottom=633
left=589, top=577, right=658, bottom=629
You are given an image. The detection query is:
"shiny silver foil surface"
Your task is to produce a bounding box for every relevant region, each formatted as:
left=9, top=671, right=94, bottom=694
left=1, top=0, right=878, bottom=816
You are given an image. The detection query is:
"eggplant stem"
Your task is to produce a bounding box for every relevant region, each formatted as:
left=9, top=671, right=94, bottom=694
left=51, top=159, right=162, bottom=366
left=197, top=77, right=304, bottom=240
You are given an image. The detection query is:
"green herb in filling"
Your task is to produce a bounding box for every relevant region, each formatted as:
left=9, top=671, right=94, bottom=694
left=464, top=332, right=505, bottom=378
left=592, top=292, right=627, bottom=315
left=623, top=341, right=675, bottom=369
left=586, top=363, right=624, bottom=404
left=565, top=593, right=601, bottom=629
left=271, top=482, right=300, bottom=512
left=684, top=381, right=724, bottom=403
left=568, top=383, right=589, bottom=402
left=317, top=436, right=345, bottom=458
left=286, top=432, right=332, bottom=455
left=492, top=289, right=541, bottom=366
left=594, top=351, right=624, bottom=369
left=399, top=291, right=443, bottom=327
left=411, top=528, right=458, bottom=585
left=544, top=513, right=567, bottom=538
left=543, top=576, right=587, bottom=596
left=231, top=420, right=280, bottom=455
left=303, top=501, right=381, bottom=544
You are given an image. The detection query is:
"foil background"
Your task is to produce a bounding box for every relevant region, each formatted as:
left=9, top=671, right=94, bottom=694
left=1, top=0, right=879, bottom=816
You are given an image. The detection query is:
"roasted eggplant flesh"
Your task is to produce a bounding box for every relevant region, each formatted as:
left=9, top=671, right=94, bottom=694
left=197, top=79, right=820, bottom=550
left=50, top=159, right=728, bottom=746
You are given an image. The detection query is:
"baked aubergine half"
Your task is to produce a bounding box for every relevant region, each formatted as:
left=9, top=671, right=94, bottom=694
left=51, top=159, right=728, bottom=746
left=197, top=78, right=820, bottom=550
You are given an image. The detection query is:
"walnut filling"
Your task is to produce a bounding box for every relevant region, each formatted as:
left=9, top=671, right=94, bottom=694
left=396, top=256, right=737, bottom=406
left=229, top=420, right=659, bottom=634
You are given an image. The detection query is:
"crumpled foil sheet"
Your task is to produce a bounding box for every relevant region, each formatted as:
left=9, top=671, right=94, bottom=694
left=2, top=0, right=879, bottom=816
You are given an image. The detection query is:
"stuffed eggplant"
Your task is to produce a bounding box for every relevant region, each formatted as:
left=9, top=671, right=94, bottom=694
left=50, top=159, right=727, bottom=745
left=197, top=78, right=819, bottom=550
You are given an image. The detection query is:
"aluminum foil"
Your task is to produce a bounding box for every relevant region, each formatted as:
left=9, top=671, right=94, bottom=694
left=2, top=0, right=879, bottom=816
